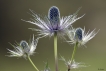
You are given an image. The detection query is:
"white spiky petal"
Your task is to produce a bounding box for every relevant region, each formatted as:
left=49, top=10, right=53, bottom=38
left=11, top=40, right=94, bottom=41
left=29, top=35, right=39, bottom=55
left=7, top=46, right=24, bottom=57
left=67, top=60, right=86, bottom=69
left=60, top=56, right=86, bottom=69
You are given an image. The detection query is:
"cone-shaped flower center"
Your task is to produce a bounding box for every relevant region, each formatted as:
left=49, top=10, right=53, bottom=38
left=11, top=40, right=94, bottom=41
left=75, top=28, right=83, bottom=41
left=20, top=41, right=30, bottom=53
left=48, top=6, right=60, bottom=30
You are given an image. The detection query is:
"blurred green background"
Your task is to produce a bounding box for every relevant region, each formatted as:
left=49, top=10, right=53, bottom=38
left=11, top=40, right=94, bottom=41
left=0, top=0, right=106, bottom=71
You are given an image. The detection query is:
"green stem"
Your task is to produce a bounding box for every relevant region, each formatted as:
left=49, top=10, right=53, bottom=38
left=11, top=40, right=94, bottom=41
left=68, top=42, right=78, bottom=71
left=28, top=55, right=39, bottom=71
left=54, top=32, right=58, bottom=71
left=70, top=42, right=78, bottom=63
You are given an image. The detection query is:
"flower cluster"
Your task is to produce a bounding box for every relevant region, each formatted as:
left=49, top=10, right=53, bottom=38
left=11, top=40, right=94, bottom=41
left=7, top=6, right=99, bottom=71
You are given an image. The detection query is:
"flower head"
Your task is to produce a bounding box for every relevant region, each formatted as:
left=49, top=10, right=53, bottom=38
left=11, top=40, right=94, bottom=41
left=22, top=6, right=84, bottom=38
left=7, top=35, right=39, bottom=58
left=67, top=27, right=99, bottom=46
left=60, top=56, right=86, bottom=69
left=66, top=60, right=86, bottom=69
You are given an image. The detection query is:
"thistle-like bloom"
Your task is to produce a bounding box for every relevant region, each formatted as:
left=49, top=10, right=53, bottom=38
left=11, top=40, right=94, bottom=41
left=22, top=6, right=84, bottom=37
left=67, top=27, right=99, bottom=46
left=66, top=60, right=86, bottom=69
left=60, top=56, right=86, bottom=69
left=7, top=35, right=39, bottom=58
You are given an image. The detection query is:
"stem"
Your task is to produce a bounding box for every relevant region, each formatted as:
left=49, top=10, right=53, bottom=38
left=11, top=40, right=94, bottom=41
left=70, top=42, right=78, bottom=63
left=68, top=42, right=78, bottom=71
left=28, top=55, right=39, bottom=71
left=54, top=32, right=58, bottom=71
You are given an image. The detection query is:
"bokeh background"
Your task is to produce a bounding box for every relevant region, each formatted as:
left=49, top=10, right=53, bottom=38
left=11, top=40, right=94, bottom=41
left=0, top=0, right=106, bottom=71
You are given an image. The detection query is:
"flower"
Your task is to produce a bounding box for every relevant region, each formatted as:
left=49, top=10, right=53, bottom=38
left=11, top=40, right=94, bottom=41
left=60, top=56, right=86, bottom=69
left=22, top=6, right=84, bottom=38
left=66, top=60, right=86, bottom=69
left=67, top=27, right=99, bottom=46
left=7, top=35, right=39, bottom=58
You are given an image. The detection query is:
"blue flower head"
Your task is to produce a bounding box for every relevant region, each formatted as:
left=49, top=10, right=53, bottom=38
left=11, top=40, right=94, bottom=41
left=67, top=27, right=99, bottom=46
left=20, top=40, right=30, bottom=54
left=22, top=6, right=84, bottom=38
left=48, top=6, right=60, bottom=25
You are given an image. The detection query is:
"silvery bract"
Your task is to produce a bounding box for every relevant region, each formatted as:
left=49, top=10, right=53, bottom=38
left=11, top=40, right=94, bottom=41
left=23, top=6, right=84, bottom=38
left=7, top=35, right=38, bottom=58
left=66, top=60, right=86, bottom=69
left=67, top=27, right=99, bottom=46
left=60, top=56, right=86, bottom=69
